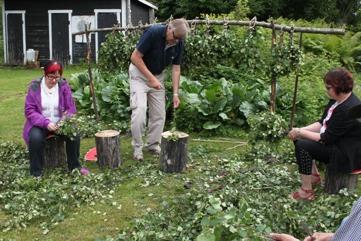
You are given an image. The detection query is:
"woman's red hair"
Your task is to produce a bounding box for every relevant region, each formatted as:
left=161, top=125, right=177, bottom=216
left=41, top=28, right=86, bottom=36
left=44, top=60, right=63, bottom=75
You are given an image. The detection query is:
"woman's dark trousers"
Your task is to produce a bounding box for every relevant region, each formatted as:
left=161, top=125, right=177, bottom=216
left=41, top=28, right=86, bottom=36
left=28, top=127, right=80, bottom=177
left=294, top=139, right=332, bottom=175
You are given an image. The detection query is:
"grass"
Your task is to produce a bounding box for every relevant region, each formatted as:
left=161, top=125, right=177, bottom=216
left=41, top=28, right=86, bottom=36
left=0, top=66, right=247, bottom=240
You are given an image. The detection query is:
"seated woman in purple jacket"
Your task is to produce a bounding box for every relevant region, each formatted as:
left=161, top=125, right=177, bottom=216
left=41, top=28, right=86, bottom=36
left=23, top=60, right=89, bottom=177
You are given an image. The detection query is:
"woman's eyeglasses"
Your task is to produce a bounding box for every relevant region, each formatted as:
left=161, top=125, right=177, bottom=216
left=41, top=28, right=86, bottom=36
left=325, top=85, right=333, bottom=90
left=46, top=74, right=60, bottom=80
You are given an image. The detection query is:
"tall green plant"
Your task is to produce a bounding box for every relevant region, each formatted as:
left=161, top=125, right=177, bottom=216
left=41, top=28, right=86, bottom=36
left=98, top=31, right=141, bottom=73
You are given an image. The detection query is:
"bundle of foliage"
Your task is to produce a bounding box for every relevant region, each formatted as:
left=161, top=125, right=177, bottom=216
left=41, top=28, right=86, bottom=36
left=269, top=41, right=302, bottom=78
left=57, top=115, right=107, bottom=139
left=247, top=111, right=288, bottom=142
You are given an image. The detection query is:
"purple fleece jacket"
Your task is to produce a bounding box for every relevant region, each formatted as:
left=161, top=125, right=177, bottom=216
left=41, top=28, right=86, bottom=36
left=22, top=77, right=77, bottom=145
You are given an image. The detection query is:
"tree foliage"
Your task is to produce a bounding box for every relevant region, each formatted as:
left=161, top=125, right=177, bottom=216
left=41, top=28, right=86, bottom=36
left=151, top=0, right=238, bottom=20
left=246, top=0, right=360, bottom=25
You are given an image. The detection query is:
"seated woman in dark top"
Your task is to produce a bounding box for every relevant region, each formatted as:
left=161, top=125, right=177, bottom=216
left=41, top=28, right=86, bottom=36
left=287, top=67, right=361, bottom=201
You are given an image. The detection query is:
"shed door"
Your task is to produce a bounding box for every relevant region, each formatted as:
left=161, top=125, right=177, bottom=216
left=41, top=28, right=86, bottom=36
left=98, top=13, right=118, bottom=45
left=49, top=11, right=72, bottom=65
left=95, top=10, right=121, bottom=61
left=6, top=12, right=25, bottom=65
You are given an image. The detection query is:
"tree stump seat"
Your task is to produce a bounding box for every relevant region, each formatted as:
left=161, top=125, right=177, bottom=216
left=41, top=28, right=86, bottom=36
left=159, top=131, right=189, bottom=173
left=42, top=136, right=67, bottom=169
left=324, top=167, right=361, bottom=194
left=95, top=130, right=122, bottom=169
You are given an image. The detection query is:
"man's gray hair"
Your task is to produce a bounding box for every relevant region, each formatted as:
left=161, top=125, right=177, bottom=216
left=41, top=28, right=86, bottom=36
left=169, top=18, right=190, bottom=39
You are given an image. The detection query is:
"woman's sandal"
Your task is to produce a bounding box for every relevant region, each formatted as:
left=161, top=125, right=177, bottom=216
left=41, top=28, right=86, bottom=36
left=291, top=187, right=315, bottom=201
left=311, top=173, right=321, bottom=185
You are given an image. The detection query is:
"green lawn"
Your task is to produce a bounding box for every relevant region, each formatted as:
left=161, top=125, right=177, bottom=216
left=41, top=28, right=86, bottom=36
left=0, top=66, right=247, bottom=240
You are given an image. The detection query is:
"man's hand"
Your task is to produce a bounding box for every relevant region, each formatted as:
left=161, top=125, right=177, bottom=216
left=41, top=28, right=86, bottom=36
left=269, top=233, right=300, bottom=241
left=148, top=77, right=161, bottom=90
left=303, top=232, right=333, bottom=241
left=173, top=95, right=180, bottom=108
left=47, top=122, right=58, bottom=132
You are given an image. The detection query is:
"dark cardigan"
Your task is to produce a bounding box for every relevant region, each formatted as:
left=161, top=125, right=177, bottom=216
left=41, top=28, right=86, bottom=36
left=319, top=93, right=361, bottom=174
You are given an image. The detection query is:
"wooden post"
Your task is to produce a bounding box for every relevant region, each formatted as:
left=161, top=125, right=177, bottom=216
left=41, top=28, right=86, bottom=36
left=270, top=21, right=277, bottom=113
left=43, top=137, right=66, bottom=169
left=95, top=130, right=121, bottom=169
left=159, top=131, right=189, bottom=173
left=324, top=168, right=358, bottom=194
left=85, top=23, right=100, bottom=121
left=289, top=32, right=303, bottom=129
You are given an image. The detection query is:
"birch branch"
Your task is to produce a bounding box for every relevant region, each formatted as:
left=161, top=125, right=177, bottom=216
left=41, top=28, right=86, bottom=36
left=73, top=19, right=345, bottom=36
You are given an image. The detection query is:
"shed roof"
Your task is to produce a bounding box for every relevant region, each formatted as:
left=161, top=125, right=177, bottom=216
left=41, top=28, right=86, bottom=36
left=137, top=0, right=158, bottom=10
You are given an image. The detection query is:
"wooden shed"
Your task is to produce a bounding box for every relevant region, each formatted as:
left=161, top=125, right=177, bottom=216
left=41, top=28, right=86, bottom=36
left=2, top=0, right=157, bottom=65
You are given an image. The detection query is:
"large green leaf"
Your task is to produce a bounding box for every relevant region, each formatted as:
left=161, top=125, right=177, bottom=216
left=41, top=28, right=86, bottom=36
left=182, top=93, right=201, bottom=106
left=203, top=121, right=221, bottom=130
left=180, top=76, right=203, bottom=94
left=239, top=101, right=255, bottom=118
left=101, top=86, right=113, bottom=103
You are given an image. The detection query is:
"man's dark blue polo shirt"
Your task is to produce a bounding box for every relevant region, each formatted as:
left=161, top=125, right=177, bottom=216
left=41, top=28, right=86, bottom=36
left=136, top=24, right=184, bottom=75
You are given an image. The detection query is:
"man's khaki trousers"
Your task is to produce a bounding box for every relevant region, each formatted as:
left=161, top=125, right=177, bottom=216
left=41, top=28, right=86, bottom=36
left=128, top=63, right=165, bottom=155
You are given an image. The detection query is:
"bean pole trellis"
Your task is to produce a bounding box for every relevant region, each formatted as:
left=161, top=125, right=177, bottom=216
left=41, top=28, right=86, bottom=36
left=74, top=18, right=345, bottom=128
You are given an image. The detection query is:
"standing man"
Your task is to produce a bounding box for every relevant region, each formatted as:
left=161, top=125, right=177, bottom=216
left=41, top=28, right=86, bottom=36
left=129, top=18, right=190, bottom=161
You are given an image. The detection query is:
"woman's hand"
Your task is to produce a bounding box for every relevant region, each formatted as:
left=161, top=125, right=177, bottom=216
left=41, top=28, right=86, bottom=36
left=288, top=128, right=300, bottom=141
left=269, top=233, right=300, bottom=241
left=303, top=232, right=333, bottom=241
left=47, top=122, right=58, bottom=132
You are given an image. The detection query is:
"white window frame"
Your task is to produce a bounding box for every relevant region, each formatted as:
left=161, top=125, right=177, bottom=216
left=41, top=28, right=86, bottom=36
left=122, top=0, right=127, bottom=27
left=48, top=10, right=73, bottom=64
left=94, top=9, right=121, bottom=62
left=4, top=10, right=26, bottom=64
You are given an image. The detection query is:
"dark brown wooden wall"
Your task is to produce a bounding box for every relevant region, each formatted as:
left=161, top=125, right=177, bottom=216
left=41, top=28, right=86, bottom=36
left=4, top=0, right=152, bottom=65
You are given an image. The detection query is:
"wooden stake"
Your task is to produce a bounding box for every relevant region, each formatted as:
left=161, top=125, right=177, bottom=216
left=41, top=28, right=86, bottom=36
left=270, top=21, right=277, bottom=113
left=289, top=32, right=303, bottom=129
left=85, top=23, right=100, bottom=121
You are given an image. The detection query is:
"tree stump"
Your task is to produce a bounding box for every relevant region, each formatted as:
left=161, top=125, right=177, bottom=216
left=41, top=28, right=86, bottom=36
left=159, top=131, right=189, bottom=173
left=95, top=130, right=121, bottom=169
left=324, top=167, right=358, bottom=194
left=43, top=137, right=66, bottom=169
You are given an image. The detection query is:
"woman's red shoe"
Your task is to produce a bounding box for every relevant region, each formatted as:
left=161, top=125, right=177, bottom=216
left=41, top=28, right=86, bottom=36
left=291, top=187, right=315, bottom=201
